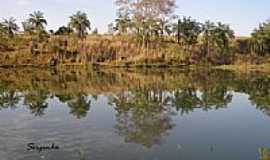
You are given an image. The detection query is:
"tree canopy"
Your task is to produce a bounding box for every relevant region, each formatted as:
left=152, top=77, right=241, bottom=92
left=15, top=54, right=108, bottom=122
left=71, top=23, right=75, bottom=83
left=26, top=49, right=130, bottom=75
left=68, top=11, right=91, bottom=38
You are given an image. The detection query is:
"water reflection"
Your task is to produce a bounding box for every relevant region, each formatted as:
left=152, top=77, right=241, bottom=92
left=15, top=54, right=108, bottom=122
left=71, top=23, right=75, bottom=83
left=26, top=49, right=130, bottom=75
left=0, top=68, right=270, bottom=118
left=0, top=68, right=270, bottom=152
left=108, top=90, right=175, bottom=148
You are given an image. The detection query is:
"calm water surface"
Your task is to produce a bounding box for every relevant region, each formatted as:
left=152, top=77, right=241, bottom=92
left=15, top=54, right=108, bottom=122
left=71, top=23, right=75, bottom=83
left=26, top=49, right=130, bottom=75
left=0, top=68, right=270, bottom=160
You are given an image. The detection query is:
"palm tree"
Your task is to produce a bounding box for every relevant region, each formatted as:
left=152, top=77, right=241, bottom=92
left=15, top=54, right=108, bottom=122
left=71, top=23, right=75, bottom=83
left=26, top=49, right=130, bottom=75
left=214, top=22, right=235, bottom=64
left=0, top=23, right=4, bottom=33
left=28, top=11, right=47, bottom=31
left=22, top=20, right=35, bottom=34
left=115, top=15, right=130, bottom=34
left=251, top=20, right=270, bottom=55
left=0, top=17, right=19, bottom=38
left=69, top=11, right=91, bottom=38
left=173, top=19, right=181, bottom=44
left=172, top=17, right=201, bottom=53
left=201, top=21, right=216, bottom=58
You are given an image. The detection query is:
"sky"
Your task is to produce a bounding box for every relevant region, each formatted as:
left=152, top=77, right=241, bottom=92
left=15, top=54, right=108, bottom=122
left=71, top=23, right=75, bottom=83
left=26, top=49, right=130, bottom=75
left=0, top=0, right=269, bottom=36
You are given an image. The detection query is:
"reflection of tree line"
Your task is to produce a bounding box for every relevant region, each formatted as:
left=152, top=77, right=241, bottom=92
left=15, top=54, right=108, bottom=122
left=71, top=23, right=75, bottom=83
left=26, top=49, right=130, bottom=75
left=0, top=68, right=270, bottom=117
left=0, top=68, right=270, bottom=148
left=107, top=86, right=233, bottom=147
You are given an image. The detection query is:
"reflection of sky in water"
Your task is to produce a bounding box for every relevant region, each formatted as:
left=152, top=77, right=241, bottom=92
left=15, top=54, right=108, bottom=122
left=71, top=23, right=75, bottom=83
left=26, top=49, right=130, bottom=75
left=0, top=93, right=269, bottom=160
left=0, top=69, right=270, bottom=160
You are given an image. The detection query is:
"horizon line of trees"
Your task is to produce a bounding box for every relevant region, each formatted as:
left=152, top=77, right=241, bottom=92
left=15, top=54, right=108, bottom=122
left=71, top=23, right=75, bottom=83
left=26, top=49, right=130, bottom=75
left=0, top=0, right=270, bottom=59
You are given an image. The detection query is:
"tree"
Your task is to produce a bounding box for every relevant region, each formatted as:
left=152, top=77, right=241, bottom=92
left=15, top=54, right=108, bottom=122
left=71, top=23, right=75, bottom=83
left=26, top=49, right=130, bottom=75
left=68, top=11, right=91, bottom=38
left=27, top=11, right=47, bottom=32
left=201, top=21, right=235, bottom=64
left=251, top=20, right=270, bottom=56
left=214, top=22, right=235, bottom=64
left=114, top=0, right=177, bottom=43
left=22, top=20, right=35, bottom=34
left=164, top=23, right=173, bottom=36
left=201, top=21, right=216, bottom=58
left=107, top=23, right=115, bottom=35
left=0, top=17, right=19, bottom=38
left=0, top=23, right=5, bottom=34
left=55, top=26, right=73, bottom=35
left=173, top=17, right=202, bottom=49
left=114, top=15, right=131, bottom=34
left=92, top=28, right=98, bottom=35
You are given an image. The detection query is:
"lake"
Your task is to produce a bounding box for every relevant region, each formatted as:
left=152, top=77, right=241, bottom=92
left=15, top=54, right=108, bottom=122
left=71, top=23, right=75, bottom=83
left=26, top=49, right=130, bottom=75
left=0, top=67, right=270, bottom=160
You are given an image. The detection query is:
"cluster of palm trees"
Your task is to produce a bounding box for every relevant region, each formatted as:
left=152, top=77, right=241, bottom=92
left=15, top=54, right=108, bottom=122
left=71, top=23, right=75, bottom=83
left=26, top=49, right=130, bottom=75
left=0, top=10, right=91, bottom=39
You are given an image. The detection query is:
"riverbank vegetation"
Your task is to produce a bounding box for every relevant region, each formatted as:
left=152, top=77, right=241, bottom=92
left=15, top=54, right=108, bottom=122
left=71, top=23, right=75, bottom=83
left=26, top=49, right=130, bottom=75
left=0, top=0, right=270, bottom=67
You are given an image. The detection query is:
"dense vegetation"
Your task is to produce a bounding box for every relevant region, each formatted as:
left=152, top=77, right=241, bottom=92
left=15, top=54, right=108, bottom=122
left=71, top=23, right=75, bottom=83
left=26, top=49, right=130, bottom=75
left=0, top=0, right=270, bottom=67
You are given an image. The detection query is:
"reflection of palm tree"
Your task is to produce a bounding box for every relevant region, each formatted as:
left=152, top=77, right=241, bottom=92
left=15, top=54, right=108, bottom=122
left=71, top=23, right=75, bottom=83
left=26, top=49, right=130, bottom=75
left=248, top=76, right=270, bottom=116
left=24, top=90, right=49, bottom=116
left=0, top=90, right=21, bottom=109
left=109, top=90, right=175, bottom=148
left=172, top=88, right=201, bottom=115
left=201, top=85, right=232, bottom=110
left=56, top=93, right=74, bottom=103
left=67, top=94, right=91, bottom=119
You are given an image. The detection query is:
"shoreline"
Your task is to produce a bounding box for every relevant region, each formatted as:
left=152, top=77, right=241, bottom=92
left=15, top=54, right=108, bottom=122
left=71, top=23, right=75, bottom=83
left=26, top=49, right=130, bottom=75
left=0, top=63, right=269, bottom=73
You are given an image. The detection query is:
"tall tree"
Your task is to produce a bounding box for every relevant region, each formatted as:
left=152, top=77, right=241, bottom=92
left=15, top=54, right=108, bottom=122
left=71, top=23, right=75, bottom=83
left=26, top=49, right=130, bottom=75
left=115, top=0, right=177, bottom=43
left=114, top=15, right=131, bottom=34
left=68, top=11, right=91, bottom=38
left=214, top=22, right=235, bottom=64
left=27, top=11, right=47, bottom=32
left=173, top=17, right=202, bottom=48
left=201, top=21, right=234, bottom=64
left=0, top=17, right=19, bottom=38
left=201, top=21, right=216, bottom=57
left=251, top=20, right=270, bottom=56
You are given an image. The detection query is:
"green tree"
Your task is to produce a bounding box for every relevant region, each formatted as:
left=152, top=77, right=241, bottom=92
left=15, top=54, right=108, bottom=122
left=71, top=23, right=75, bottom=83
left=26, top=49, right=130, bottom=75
left=201, top=21, right=235, bottom=64
left=27, top=11, right=47, bottom=32
left=69, top=11, right=91, bottom=38
left=251, top=20, right=270, bottom=56
left=0, top=17, right=19, bottom=38
left=201, top=20, right=216, bottom=58
left=173, top=17, right=202, bottom=50
left=55, top=26, right=73, bottom=35
left=214, top=22, right=235, bottom=64
left=67, top=94, right=91, bottom=119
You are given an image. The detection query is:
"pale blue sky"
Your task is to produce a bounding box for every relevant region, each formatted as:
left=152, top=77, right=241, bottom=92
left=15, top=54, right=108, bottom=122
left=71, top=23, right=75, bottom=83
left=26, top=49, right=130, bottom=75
left=0, top=0, right=269, bottom=36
